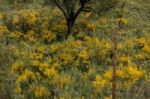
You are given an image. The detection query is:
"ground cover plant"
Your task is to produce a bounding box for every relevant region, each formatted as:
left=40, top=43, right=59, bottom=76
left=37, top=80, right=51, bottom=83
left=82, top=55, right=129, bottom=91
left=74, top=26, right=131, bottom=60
left=0, top=0, right=150, bottom=99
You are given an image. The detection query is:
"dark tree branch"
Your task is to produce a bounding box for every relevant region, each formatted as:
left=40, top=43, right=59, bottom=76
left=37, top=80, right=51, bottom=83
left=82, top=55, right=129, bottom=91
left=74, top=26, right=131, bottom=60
left=83, top=7, right=92, bottom=12
left=73, top=7, right=83, bottom=20
left=73, top=0, right=86, bottom=20
left=53, top=0, right=67, bottom=19
left=80, top=0, right=86, bottom=7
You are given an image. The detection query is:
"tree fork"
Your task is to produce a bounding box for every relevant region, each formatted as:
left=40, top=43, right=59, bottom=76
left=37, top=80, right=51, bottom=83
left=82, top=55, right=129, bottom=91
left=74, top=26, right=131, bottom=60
left=53, top=0, right=91, bottom=39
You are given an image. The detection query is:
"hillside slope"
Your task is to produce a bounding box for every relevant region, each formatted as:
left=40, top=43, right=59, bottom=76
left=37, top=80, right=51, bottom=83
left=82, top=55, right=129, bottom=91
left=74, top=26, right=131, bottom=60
left=0, top=0, right=150, bottom=99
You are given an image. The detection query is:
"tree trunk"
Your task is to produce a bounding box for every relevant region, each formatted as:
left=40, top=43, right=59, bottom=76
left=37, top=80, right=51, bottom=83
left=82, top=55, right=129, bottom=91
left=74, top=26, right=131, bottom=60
left=66, top=18, right=75, bottom=39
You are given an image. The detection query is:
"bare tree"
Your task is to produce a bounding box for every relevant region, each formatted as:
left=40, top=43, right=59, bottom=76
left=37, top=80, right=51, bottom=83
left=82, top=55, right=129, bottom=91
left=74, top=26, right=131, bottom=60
left=44, top=0, right=92, bottom=39
left=44, top=0, right=117, bottom=39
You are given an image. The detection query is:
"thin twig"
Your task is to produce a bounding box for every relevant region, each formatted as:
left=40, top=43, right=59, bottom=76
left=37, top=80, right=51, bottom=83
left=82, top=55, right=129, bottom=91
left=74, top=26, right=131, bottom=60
left=112, top=21, right=119, bottom=99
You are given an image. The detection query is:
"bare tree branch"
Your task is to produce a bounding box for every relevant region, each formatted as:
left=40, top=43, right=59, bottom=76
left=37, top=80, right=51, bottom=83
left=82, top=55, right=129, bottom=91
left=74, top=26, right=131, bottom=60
left=53, top=0, right=67, bottom=19
left=73, top=0, right=86, bottom=20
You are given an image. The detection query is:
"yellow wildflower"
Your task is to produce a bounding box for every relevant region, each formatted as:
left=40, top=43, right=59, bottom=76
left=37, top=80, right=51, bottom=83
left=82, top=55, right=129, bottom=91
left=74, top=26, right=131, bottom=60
left=137, top=37, right=146, bottom=46
left=78, top=50, right=89, bottom=60
left=34, top=53, right=43, bottom=60
left=117, top=69, right=125, bottom=78
left=37, top=46, right=46, bottom=52
left=44, top=67, right=57, bottom=77
left=50, top=44, right=58, bottom=53
left=28, top=36, right=36, bottom=43
left=40, top=62, right=49, bottom=68
left=117, top=17, right=128, bottom=25
left=31, top=60, right=40, bottom=66
left=142, top=45, right=150, bottom=53
left=60, top=97, right=65, bottom=99
left=0, top=25, right=9, bottom=33
left=42, top=32, right=56, bottom=42
left=20, top=11, right=37, bottom=26
left=81, top=96, right=85, bottom=99
left=120, top=56, right=131, bottom=63
left=86, top=23, right=96, bottom=32
left=117, top=43, right=123, bottom=50
left=135, top=53, right=145, bottom=60
left=15, top=87, right=22, bottom=94
left=75, top=40, right=82, bottom=47
left=27, top=30, right=35, bottom=36
left=93, top=75, right=108, bottom=91
left=12, top=60, right=24, bottom=72
left=53, top=63, right=60, bottom=68
left=35, top=86, right=47, bottom=97
left=105, top=96, right=111, bottom=99
left=8, top=31, right=22, bottom=38
left=16, top=74, right=27, bottom=83
left=60, top=54, right=72, bottom=63
left=13, top=16, right=20, bottom=25
left=24, top=69, right=35, bottom=79
left=104, top=42, right=111, bottom=51
left=128, top=66, right=144, bottom=81
left=87, top=67, right=95, bottom=75
left=104, top=70, right=112, bottom=80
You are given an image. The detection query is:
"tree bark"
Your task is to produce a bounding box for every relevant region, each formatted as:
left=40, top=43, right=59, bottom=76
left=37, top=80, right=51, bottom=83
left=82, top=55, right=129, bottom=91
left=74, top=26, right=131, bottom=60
left=66, top=16, right=76, bottom=39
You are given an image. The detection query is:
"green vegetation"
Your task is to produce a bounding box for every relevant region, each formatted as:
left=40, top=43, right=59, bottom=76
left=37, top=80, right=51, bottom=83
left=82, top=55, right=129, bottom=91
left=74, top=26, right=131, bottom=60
left=0, top=0, right=150, bottom=99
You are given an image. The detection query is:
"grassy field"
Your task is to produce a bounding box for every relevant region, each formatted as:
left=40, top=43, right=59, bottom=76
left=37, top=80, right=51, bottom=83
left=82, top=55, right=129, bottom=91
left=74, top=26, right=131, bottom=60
left=0, top=0, right=150, bottom=99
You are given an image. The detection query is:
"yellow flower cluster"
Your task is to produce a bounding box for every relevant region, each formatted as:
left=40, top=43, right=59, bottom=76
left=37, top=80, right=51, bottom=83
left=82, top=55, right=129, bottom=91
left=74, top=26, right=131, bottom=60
left=86, top=23, right=96, bottom=32
left=6, top=14, right=148, bottom=98
left=15, top=87, right=22, bottom=94
left=120, top=56, right=131, bottom=63
left=74, top=40, right=82, bottom=47
left=116, top=69, right=125, bottom=78
left=12, top=16, right=20, bottom=25
left=128, top=66, right=144, bottom=81
left=136, top=37, right=146, bottom=46
left=42, top=31, right=56, bottom=43
left=21, top=11, right=37, bottom=26
left=16, top=74, right=27, bottom=83
left=60, top=54, right=73, bottom=63
left=78, top=50, right=90, bottom=63
left=104, top=70, right=112, bottom=80
left=8, top=31, right=22, bottom=39
left=93, top=75, right=108, bottom=92
left=12, top=60, right=24, bottom=72
left=31, top=60, right=40, bottom=66
left=117, top=43, right=123, bottom=50
left=33, top=53, right=44, bottom=60
left=93, top=64, right=145, bottom=93
left=135, top=53, right=145, bottom=60
left=135, top=37, right=150, bottom=60
left=50, top=44, right=60, bottom=54
left=0, top=25, right=9, bottom=34
left=24, top=69, right=35, bottom=80
left=16, top=69, right=35, bottom=84
left=117, top=17, right=128, bottom=25
left=34, top=86, right=48, bottom=98
left=44, top=67, right=57, bottom=77
left=36, top=45, right=46, bottom=52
